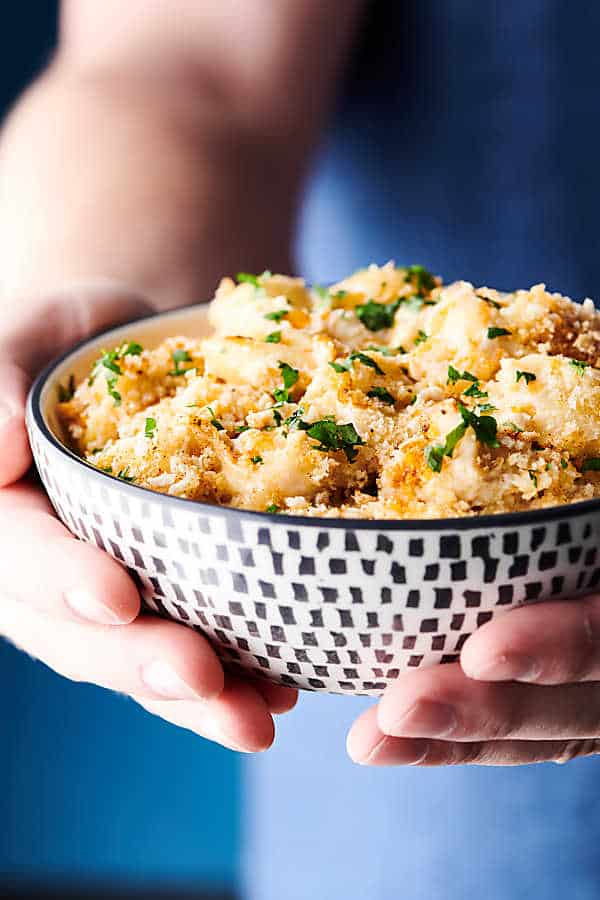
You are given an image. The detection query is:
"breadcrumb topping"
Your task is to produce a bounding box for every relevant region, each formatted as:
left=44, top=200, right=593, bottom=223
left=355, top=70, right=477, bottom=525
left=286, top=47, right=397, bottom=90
left=57, top=264, right=600, bottom=518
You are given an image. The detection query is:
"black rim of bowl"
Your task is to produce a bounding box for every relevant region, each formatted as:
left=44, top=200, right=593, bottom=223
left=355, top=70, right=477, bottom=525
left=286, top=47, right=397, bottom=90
left=27, top=306, right=600, bottom=533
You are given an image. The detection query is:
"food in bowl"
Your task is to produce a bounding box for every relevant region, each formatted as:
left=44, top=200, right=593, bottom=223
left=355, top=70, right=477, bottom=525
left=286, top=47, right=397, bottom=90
left=57, top=264, right=600, bottom=519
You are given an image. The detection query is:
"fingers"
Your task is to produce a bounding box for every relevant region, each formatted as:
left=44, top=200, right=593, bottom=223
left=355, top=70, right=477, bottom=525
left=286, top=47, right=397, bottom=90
left=0, top=283, right=154, bottom=374
left=0, top=481, right=140, bottom=625
left=0, top=284, right=154, bottom=489
left=375, top=664, right=600, bottom=742
left=136, top=678, right=276, bottom=752
left=2, top=593, right=224, bottom=701
left=461, top=596, right=600, bottom=685
left=253, top=679, right=298, bottom=714
left=0, top=361, right=32, bottom=486
left=347, top=706, right=600, bottom=766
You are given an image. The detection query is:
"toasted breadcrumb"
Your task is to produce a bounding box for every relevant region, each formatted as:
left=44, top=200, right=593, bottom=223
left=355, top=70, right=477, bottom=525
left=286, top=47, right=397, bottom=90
left=57, top=264, right=600, bottom=518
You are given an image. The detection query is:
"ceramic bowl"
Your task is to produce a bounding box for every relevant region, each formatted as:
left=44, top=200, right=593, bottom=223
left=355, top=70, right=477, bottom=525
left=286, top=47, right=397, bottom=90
left=26, top=304, right=600, bottom=696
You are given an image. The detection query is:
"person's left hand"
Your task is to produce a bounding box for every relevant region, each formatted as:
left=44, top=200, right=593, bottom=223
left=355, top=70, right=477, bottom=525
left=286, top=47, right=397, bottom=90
left=347, top=595, right=600, bottom=766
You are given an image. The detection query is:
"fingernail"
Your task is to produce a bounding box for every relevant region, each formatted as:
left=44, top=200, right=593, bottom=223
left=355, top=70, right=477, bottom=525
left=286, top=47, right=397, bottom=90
left=64, top=587, right=127, bottom=625
left=385, top=700, right=457, bottom=738
left=468, top=654, right=541, bottom=682
left=141, top=659, right=204, bottom=700
left=361, top=736, right=430, bottom=766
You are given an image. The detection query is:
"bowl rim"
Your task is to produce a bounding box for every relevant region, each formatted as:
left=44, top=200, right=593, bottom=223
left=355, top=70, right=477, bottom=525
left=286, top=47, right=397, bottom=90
left=27, top=303, right=600, bottom=533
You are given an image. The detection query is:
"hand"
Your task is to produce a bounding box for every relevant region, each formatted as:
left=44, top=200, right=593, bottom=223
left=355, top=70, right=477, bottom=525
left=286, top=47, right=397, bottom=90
left=347, top=595, right=600, bottom=766
left=0, top=286, right=297, bottom=752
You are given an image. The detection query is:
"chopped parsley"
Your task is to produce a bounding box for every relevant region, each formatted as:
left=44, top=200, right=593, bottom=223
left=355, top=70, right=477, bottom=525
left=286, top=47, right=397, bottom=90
left=235, top=424, right=250, bottom=434
left=272, top=362, right=299, bottom=404
left=477, top=403, right=496, bottom=413
left=414, top=330, right=429, bottom=346
left=367, top=387, right=395, bottom=405
left=366, top=345, right=406, bottom=356
left=560, top=458, right=568, bottom=470
left=425, top=402, right=499, bottom=473
left=569, top=358, right=591, bottom=375
left=144, top=417, right=157, bottom=439
left=251, top=455, right=263, bottom=465
left=404, top=264, right=436, bottom=295
left=479, top=295, right=501, bottom=310
left=355, top=298, right=401, bottom=331
left=57, top=374, right=76, bottom=402
left=487, top=327, right=511, bottom=339
left=265, top=331, right=281, bottom=343
left=528, top=470, right=538, bottom=488
left=463, top=383, right=488, bottom=399
left=313, top=284, right=329, bottom=299
left=504, top=421, right=524, bottom=433
left=265, top=504, right=280, bottom=513
left=121, top=341, right=143, bottom=357
left=329, top=352, right=384, bottom=376
left=169, top=348, right=192, bottom=376
left=117, top=467, right=136, bottom=483
left=581, top=458, right=600, bottom=472
left=402, top=295, right=436, bottom=312
left=284, top=406, right=306, bottom=430
left=237, top=270, right=272, bottom=287
left=447, top=366, right=478, bottom=385
left=206, top=406, right=224, bottom=431
left=264, top=310, right=288, bottom=323
left=304, top=419, right=364, bottom=462
left=515, top=370, right=537, bottom=385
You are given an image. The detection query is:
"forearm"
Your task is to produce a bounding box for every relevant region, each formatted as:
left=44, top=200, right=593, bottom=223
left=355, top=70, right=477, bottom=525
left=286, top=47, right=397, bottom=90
left=0, top=0, right=364, bottom=310
left=0, top=64, right=298, bottom=311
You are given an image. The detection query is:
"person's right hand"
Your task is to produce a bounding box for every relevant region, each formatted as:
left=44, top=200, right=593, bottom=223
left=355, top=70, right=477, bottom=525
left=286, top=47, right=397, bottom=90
left=0, top=286, right=297, bottom=751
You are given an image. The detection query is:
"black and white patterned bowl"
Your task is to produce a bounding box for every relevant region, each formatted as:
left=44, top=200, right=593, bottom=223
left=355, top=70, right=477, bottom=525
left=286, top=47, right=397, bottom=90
left=26, top=304, right=600, bottom=696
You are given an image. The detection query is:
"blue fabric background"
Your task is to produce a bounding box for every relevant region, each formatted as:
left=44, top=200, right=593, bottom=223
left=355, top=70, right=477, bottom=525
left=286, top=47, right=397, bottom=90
left=242, top=3, right=600, bottom=899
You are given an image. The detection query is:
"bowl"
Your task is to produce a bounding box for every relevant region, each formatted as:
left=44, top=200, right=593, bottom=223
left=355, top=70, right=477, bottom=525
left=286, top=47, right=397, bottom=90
left=26, top=303, right=600, bottom=696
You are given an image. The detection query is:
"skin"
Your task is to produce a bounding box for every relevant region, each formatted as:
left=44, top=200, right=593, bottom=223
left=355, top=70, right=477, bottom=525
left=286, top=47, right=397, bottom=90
left=2, top=1, right=600, bottom=766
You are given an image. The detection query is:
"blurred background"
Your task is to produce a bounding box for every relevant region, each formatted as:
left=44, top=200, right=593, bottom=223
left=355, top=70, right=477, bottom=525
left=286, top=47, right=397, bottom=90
left=0, top=5, right=239, bottom=899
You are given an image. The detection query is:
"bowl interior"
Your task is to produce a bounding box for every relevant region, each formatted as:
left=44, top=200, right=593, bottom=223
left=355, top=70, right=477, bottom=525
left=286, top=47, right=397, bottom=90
left=41, top=303, right=211, bottom=445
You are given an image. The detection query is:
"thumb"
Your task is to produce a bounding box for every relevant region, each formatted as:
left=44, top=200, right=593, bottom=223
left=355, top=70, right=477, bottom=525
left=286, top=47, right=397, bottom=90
left=0, top=282, right=154, bottom=487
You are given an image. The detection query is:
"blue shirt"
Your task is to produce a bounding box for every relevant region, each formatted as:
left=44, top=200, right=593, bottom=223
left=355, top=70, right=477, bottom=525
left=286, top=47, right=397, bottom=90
left=243, top=3, right=600, bottom=898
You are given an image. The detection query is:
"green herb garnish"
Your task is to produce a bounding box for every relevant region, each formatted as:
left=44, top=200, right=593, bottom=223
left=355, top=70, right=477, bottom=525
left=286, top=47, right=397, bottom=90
left=367, top=387, right=395, bottom=405
left=366, top=345, right=405, bottom=356
left=117, top=467, right=136, bottom=483
left=582, top=458, right=600, bottom=472
left=206, top=406, right=224, bottom=431
left=414, top=330, right=429, bottom=346
left=515, top=370, right=537, bottom=385
left=463, top=383, right=488, bottom=399
left=57, top=374, right=76, bottom=402
left=329, top=352, right=384, bottom=376
left=560, top=458, right=568, bottom=470
left=528, top=470, right=538, bottom=488
left=251, top=455, right=263, bottom=465
left=237, top=270, right=271, bottom=287
left=569, top=359, right=592, bottom=375
left=355, top=298, right=401, bottom=331
left=144, top=417, right=157, bottom=439
left=447, top=366, right=478, bottom=385
left=487, top=327, right=511, bottom=339
left=121, top=341, right=143, bottom=357
left=264, top=310, right=288, bottom=323
left=304, top=419, right=364, bottom=462
left=504, top=421, right=524, bottom=433
left=265, top=331, right=281, bottom=343
left=404, top=264, right=436, bottom=295
left=425, top=403, right=499, bottom=473
left=169, top=349, right=192, bottom=376
left=265, top=504, right=280, bottom=513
